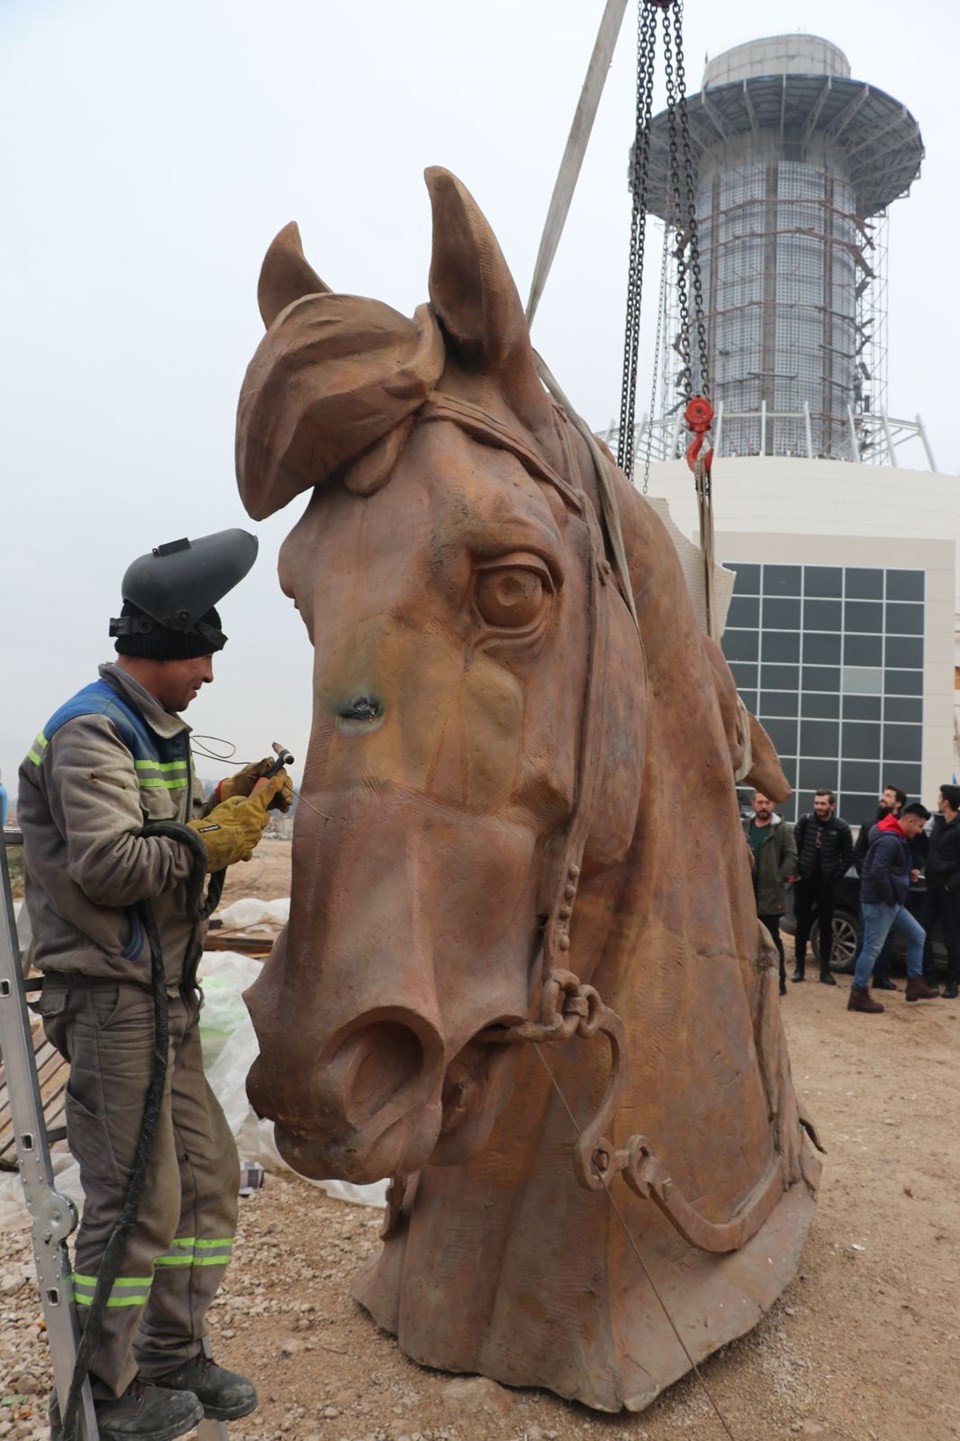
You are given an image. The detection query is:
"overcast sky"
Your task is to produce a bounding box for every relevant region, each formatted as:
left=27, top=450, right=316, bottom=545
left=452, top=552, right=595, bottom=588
left=2, top=0, right=957, bottom=801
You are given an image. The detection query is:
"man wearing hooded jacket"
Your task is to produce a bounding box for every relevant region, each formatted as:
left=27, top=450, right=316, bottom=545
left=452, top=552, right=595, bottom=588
left=848, top=803, right=940, bottom=1012
left=18, top=531, right=292, bottom=1441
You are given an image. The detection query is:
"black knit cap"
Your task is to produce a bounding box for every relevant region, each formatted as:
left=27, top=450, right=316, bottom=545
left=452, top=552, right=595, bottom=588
left=113, top=602, right=227, bottom=660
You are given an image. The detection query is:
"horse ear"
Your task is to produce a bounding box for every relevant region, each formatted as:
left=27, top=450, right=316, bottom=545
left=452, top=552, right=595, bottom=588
left=424, top=167, right=552, bottom=430
left=257, top=222, right=331, bottom=328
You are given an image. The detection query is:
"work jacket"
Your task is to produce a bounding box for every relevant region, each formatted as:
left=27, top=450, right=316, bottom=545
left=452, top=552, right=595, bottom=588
left=17, top=663, right=206, bottom=992
left=793, top=811, right=853, bottom=886
left=742, top=814, right=797, bottom=916
left=860, top=813, right=914, bottom=908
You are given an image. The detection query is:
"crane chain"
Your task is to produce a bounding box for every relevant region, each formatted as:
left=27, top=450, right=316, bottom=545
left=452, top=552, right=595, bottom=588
left=618, top=0, right=711, bottom=484
left=617, top=0, right=658, bottom=480
left=671, top=0, right=710, bottom=399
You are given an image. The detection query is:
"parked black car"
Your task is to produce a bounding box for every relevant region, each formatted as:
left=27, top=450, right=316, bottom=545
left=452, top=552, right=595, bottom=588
left=781, top=867, right=947, bottom=972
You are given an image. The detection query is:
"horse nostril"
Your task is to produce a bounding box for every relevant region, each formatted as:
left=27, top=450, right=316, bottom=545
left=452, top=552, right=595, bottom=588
left=341, top=1021, right=424, bottom=1122
left=338, top=694, right=382, bottom=722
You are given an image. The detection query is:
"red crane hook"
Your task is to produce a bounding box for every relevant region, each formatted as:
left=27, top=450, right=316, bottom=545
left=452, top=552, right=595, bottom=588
left=684, top=396, right=714, bottom=475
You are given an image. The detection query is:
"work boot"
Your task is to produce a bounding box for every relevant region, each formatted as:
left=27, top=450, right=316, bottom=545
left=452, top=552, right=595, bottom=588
left=50, top=1380, right=202, bottom=1441
left=819, top=966, right=837, bottom=986
left=847, top=986, right=884, bottom=1014
left=791, top=960, right=805, bottom=982
left=905, top=975, right=940, bottom=1002
left=873, top=976, right=898, bottom=991
left=941, top=983, right=959, bottom=999
left=149, top=1349, right=257, bottom=1422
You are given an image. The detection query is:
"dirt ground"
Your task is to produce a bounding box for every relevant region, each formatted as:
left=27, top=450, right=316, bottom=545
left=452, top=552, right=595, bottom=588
left=3, top=840, right=959, bottom=1441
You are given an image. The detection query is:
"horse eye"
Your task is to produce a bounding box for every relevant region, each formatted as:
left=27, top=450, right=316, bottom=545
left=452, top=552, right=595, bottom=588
left=475, top=567, right=548, bottom=629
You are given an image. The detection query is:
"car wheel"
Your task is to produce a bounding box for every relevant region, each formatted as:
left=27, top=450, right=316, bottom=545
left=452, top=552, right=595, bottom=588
left=811, top=910, right=859, bottom=971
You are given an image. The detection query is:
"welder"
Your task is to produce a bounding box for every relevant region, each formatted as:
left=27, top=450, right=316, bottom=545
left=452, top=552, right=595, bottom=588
left=18, top=529, right=292, bottom=1441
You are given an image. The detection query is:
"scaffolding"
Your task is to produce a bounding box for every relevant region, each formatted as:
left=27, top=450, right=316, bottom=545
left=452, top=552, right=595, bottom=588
left=635, top=36, right=923, bottom=465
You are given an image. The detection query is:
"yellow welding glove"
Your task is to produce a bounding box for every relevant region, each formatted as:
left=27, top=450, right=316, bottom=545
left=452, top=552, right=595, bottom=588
left=216, top=759, right=294, bottom=812
left=216, top=758, right=273, bottom=803
left=188, top=775, right=287, bottom=871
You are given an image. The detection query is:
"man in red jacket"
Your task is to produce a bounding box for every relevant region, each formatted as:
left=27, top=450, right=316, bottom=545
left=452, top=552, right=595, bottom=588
left=848, top=803, right=940, bottom=1013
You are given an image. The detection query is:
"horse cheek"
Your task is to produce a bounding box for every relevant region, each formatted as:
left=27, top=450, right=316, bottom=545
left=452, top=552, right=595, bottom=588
left=459, top=662, right=524, bottom=810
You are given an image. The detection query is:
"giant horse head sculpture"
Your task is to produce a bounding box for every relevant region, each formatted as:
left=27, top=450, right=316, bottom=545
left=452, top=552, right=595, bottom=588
left=236, top=169, right=821, bottom=1412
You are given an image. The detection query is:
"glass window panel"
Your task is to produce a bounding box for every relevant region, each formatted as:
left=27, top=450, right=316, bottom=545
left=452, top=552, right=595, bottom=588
left=804, top=565, right=843, bottom=597
left=845, top=568, right=883, bottom=600
left=803, top=632, right=842, bottom=665
left=804, top=598, right=842, bottom=631
left=760, top=690, right=800, bottom=717
left=882, top=724, right=923, bottom=763
left=886, top=570, right=924, bottom=602
left=845, top=600, right=883, bottom=632
left=798, top=760, right=838, bottom=793
left=722, top=629, right=759, bottom=662
left=729, top=662, right=758, bottom=690
left=728, top=563, right=760, bottom=594
left=763, top=564, right=801, bottom=595
left=780, top=756, right=798, bottom=788
left=801, top=691, right=841, bottom=719
left=727, top=595, right=760, bottom=628
left=843, top=633, right=883, bottom=666
left=885, top=635, right=924, bottom=669
left=841, top=761, right=881, bottom=795
left=843, top=694, right=882, bottom=720
left=885, top=602, right=924, bottom=636
left=802, top=665, right=840, bottom=692
left=842, top=793, right=878, bottom=826
left=842, top=666, right=883, bottom=695
left=763, top=597, right=802, bottom=629
left=761, top=717, right=798, bottom=754
left=761, top=664, right=800, bottom=690
left=761, top=630, right=801, bottom=662
left=885, top=669, right=924, bottom=696
left=842, top=721, right=882, bottom=758
left=887, top=763, right=922, bottom=798
left=800, top=719, right=840, bottom=756
left=738, top=689, right=758, bottom=714
left=884, top=696, right=922, bottom=723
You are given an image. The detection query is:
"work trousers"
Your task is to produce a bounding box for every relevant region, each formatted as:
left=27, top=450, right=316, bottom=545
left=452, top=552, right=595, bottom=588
left=757, top=913, right=786, bottom=990
left=920, top=888, right=960, bottom=986
left=37, top=980, right=238, bottom=1397
left=793, top=872, right=835, bottom=969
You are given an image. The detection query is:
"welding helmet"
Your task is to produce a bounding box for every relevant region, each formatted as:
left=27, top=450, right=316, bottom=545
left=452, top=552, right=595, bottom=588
left=109, top=528, right=258, bottom=659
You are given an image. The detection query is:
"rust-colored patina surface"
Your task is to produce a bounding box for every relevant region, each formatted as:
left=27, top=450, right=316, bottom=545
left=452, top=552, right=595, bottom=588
left=235, top=168, right=822, bottom=1412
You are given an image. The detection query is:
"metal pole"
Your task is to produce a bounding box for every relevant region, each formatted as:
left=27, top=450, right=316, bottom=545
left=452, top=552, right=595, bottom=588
left=916, top=414, right=938, bottom=473
left=714, top=400, right=724, bottom=458
left=846, top=405, right=861, bottom=463
left=0, top=832, right=99, bottom=1440
left=880, top=408, right=898, bottom=468
left=803, top=401, right=814, bottom=459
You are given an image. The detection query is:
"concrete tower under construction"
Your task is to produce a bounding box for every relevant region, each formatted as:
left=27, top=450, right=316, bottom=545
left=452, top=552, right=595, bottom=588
left=643, top=34, right=924, bottom=464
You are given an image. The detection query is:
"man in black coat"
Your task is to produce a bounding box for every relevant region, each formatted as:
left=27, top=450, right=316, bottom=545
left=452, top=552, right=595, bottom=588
left=920, top=783, right=960, bottom=998
left=792, top=788, right=853, bottom=985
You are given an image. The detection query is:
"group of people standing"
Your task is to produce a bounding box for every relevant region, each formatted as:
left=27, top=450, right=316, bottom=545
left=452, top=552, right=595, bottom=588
left=743, top=782, right=960, bottom=1012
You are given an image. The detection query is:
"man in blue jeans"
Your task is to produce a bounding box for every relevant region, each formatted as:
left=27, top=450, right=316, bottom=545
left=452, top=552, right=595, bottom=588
left=848, top=802, right=940, bottom=1013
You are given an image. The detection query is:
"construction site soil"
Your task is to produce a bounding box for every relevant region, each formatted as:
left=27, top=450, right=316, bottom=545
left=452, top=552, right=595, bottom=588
left=3, top=839, right=958, bottom=1441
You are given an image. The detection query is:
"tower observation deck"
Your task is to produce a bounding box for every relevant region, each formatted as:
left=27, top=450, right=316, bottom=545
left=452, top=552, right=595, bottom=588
left=637, top=35, right=925, bottom=465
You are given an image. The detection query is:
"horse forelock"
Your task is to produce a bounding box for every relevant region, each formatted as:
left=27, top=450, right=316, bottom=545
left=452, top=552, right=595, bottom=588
left=236, top=282, right=602, bottom=531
